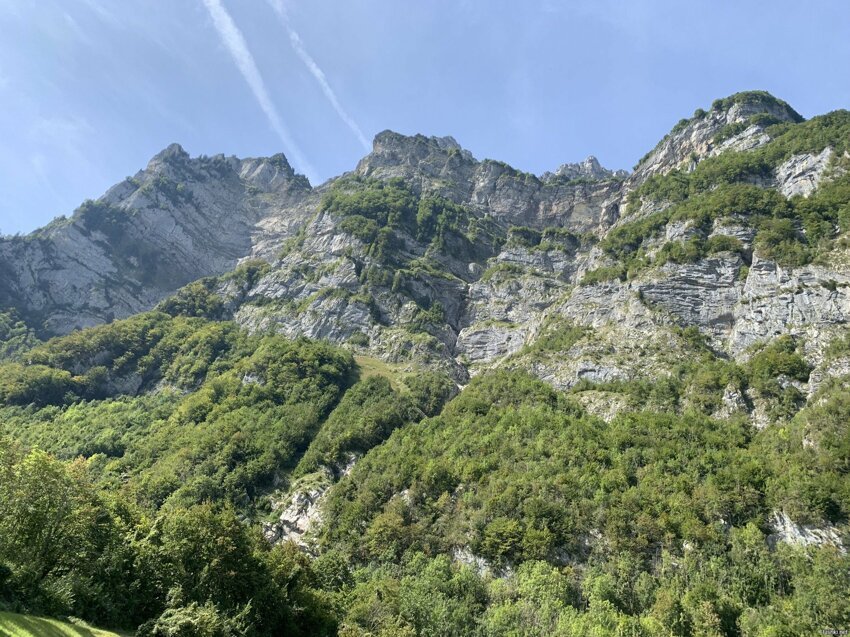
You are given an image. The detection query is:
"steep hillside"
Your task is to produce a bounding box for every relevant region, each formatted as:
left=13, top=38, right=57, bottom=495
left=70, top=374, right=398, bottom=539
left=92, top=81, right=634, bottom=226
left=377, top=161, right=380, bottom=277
left=1, top=91, right=849, bottom=636
left=96, top=91, right=850, bottom=401
left=0, top=145, right=311, bottom=335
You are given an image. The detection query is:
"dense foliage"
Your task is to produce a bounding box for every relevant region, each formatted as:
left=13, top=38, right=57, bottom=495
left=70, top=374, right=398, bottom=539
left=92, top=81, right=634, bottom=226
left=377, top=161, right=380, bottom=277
left=0, top=312, right=357, bottom=510
left=319, top=176, right=486, bottom=263
left=1, top=272, right=848, bottom=637
left=0, top=441, right=339, bottom=635
left=319, top=369, right=849, bottom=635
left=2, top=94, right=850, bottom=636
left=585, top=174, right=850, bottom=283
left=585, top=109, right=850, bottom=284
left=0, top=312, right=38, bottom=361
left=0, top=312, right=455, bottom=634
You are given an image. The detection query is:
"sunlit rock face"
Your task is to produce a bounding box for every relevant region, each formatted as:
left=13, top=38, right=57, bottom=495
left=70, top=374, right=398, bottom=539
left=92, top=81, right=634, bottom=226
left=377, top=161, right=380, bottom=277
left=3, top=91, right=850, bottom=409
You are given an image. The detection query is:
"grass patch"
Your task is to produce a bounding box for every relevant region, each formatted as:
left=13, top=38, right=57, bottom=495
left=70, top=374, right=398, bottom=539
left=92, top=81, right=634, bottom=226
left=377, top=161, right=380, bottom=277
left=0, top=612, right=128, bottom=637
left=354, top=355, right=410, bottom=391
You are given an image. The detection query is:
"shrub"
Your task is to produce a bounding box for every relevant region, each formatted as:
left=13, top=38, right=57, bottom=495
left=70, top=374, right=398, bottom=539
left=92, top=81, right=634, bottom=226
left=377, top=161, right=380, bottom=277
left=404, top=371, right=457, bottom=417
left=506, top=226, right=542, bottom=249
left=0, top=363, right=77, bottom=406
left=746, top=336, right=811, bottom=420
left=706, top=234, right=744, bottom=254
left=655, top=237, right=705, bottom=265
left=754, top=219, right=809, bottom=266
left=338, top=215, right=379, bottom=243
left=158, top=282, right=225, bottom=319
left=524, top=319, right=589, bottom=356
left=581, top=264, right=627, bottom=285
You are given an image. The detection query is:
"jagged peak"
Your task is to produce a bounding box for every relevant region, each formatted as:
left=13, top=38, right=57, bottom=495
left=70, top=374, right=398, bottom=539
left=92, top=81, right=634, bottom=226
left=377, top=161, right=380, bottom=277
left=268, top=152, right=294, bottom=170
left=631, top=90, right=805, bottom=178
left=148, top=142, right=190, bottom=165
left=658, top=91, right=802, bottom=144
left=238, top=153, right=311, bottom=193
left=354, top=130, right=476, bottom=180
left=708, top=90, right=804, bottom=123
left=139, top=144, right=309, bottom=194
left=370, top=130, right=475, bottom=160
left=541, top=155, right=629, bottom=183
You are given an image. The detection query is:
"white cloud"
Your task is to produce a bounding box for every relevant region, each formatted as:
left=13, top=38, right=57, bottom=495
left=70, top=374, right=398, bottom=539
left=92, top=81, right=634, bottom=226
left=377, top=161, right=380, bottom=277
left=201, top=0, right=317, bottom=182
left=32, top=114, right=94, bottom=141
left=268, top=0, right=370, bottom=151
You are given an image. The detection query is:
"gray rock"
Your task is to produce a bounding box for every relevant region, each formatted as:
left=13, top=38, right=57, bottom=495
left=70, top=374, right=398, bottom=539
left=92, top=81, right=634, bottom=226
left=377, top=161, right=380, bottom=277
left=775, top=147, right=834, bottom=197
left=451, top=547, right=501, bottom=578
left=768, top=510, right=845, bottom=552
left=729, top=257, right=850, bottom=356
left=639, top=255, right=745, bottom=340
left=263, top=455, right=358, bottom=548
left=631, top=94, right=800, bottom=185
left=0, top=144, right=312, bottom=334
left=5, top=93, right=850, bottom=430
left=540, top=155, right=628, bottom=182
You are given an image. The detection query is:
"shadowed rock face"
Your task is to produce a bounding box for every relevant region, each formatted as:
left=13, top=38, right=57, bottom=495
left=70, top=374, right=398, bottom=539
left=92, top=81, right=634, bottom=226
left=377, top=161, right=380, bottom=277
left=356, top=130, right=626, bottom=233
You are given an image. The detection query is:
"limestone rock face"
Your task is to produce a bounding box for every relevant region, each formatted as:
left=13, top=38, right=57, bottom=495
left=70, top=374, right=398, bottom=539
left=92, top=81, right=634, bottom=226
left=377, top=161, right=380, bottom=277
left=357, top=130, right=626, bottom=235
left=263, top=475, right=329, bottom=548
left=775, top=147, right=834, bottom=197
left=630, top=92, right=801, bottom=184
left=263, top=456, right=358, bottom=548
left=639, top=255, right=745, bottom=339
left=541, top=155, right=629, bottom=182
left=3, top=92, right=850, bottom=420
left=6, top=91, right=850, bottom=569
left=0, top=130, right=631, bottom=338
left=0, top=144, right=312, bottom=334
left=768, top=511, right=845, bottom=552
left=729, top=257, right=850, bottom=356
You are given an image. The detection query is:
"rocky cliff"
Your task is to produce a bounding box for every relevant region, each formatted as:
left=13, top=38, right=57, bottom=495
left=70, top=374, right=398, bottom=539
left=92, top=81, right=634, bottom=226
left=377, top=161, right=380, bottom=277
left=0, top=144, right=311, bottom=334
left=3, top=91, right=850, bottom=414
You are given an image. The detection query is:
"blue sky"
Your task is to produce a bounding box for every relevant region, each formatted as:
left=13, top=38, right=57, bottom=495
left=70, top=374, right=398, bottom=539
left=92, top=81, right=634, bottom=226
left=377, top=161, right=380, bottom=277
left=1, top=0, right=849, bottom=235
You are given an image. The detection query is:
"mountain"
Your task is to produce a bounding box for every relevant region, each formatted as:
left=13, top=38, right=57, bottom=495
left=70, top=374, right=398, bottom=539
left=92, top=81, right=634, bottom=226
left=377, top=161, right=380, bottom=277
left=0, top=144, right=312, bottom=334
left=4, top=91, right=846, bottom=388
left=1, top=91, right=849, bottom=635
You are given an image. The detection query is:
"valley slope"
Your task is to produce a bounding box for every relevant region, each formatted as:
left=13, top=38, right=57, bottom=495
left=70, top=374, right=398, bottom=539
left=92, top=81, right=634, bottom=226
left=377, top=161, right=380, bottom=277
left=1, top=91, right=849, bottom=636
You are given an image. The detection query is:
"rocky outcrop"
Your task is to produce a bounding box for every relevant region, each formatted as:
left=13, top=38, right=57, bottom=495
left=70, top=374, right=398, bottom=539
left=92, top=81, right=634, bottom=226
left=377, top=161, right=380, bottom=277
left=4, top=91, right=850, bottom=421
left=451, top=547, right=502, bottom=578
left=768, top=510, right=845, bottom=552
left=0, top=144, right=312, bottom=334
left=263, top=455, right=358, bottom=548
left=808, top=357, right=850, bottom=396
left=1, top=128, right=631, bottom=337
left=639, top=255, right=745, bottom=339
left=263, top=476, right=329, bottom=548
left=729, top=257, right=850, bottom=356
left=541, top=155, right=628, bottom=182
left=775, top=147, right=834, bottom=197
left=358, top=130, right=626, bottom=234
left=630, top=92, right=802, bottom=184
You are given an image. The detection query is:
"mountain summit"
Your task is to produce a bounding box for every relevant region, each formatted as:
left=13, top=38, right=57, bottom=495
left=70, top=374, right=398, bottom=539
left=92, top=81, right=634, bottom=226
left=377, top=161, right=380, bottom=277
left=1, top=90, right=849, bottom=635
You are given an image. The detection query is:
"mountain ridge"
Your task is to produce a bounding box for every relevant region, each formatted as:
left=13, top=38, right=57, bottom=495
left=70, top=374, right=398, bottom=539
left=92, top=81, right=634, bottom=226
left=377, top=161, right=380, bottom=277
left=2, top=90, right=850, bottom=635
left=2, top=90, right=848, bottom=390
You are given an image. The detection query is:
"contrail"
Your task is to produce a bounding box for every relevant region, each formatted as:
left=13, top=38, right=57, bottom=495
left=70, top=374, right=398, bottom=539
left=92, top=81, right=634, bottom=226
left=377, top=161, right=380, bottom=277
left=201, top=0, right=318, bottom=183
left=267, top=0, right=370, bottom=151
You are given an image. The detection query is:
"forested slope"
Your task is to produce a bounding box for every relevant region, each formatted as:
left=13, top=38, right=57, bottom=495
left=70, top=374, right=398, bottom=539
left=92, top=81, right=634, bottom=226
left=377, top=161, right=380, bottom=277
left=1, top=91, right=849, bottom=636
